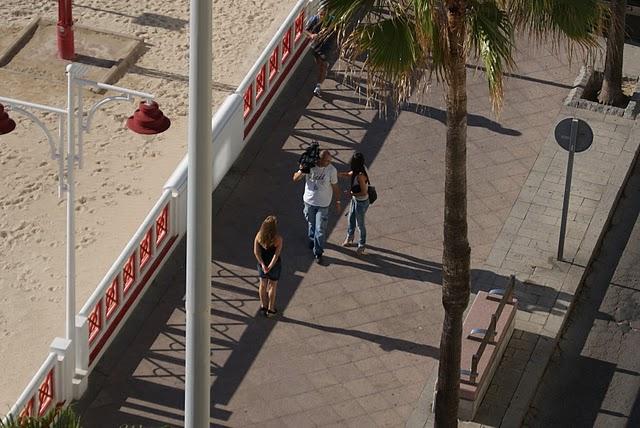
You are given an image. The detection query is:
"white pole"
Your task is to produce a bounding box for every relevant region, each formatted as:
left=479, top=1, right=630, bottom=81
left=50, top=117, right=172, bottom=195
left=185, top=0, right=212, bottom=425
left=65, top=64, right=77, bottom=375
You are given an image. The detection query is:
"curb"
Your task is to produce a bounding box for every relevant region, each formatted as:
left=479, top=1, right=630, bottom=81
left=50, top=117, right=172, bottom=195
left=0, top=16, right=40, bottom=67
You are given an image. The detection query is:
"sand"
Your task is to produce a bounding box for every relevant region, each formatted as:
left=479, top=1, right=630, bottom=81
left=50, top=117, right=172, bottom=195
left=0, top=0, right=297, bottom=412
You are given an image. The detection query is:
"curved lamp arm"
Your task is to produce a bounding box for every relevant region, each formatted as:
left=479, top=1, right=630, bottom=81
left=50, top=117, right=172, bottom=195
left=82, top=94, right=133, bottom=132
left=0, top=99, right=67, bottom=197
left=3, top=105, right=61, bottom=160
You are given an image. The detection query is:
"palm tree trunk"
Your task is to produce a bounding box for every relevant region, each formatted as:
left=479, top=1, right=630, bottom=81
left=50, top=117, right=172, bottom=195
left=435, top=2, right=470, bottom=427
left=599, top=0, right=626, bottom=105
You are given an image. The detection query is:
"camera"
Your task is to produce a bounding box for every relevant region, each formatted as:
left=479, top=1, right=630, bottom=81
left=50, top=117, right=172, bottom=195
left=298, top=141, right=320, bottom=173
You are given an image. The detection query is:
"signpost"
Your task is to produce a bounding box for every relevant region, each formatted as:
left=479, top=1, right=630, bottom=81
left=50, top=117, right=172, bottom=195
left=554, top=118, right=593, bottom=261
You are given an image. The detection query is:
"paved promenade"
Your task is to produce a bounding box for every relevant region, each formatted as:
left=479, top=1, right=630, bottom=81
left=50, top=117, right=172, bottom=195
left=76, top=40, right=639, bottom=427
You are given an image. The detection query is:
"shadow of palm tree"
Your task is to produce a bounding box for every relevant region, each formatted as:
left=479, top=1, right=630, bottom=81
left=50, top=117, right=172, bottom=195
left=278, top=315, right=440, bottom=358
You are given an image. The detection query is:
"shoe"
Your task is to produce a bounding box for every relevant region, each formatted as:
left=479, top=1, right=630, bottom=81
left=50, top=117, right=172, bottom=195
left=356, top=246, right=365, bottom=255
left=267, top=308, right=278, bottom=316
left=342, top=236, right=354, bottom=247
left=313, top=84, right=321, bottom=96
left=260, top=306, right=268, bottom=317
left=314, top=254, right=323, bottom=264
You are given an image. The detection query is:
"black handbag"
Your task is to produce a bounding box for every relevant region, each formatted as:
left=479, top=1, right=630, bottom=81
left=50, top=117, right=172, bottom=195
left=368, top=185, right=377, bottom=204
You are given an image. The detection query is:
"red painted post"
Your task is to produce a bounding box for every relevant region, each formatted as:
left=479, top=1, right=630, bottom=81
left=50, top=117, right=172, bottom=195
left=57, top=0, right=75, bottom=60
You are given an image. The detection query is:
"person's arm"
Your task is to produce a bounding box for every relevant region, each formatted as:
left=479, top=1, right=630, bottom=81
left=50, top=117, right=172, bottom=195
left=332, top=182, right=342, bottom=209
left=304, top=15, right=319, bottom=39
left=267, top=236, right=283, bottom=271
left=351, top=173, right=368, bottom=197
left=330, top=166, right=341, bottom=209
left=337, top=170, right=352, bottom=178
left=253, top=236, right=268, bottom=272
left=292, top=165, right=306, bottom=182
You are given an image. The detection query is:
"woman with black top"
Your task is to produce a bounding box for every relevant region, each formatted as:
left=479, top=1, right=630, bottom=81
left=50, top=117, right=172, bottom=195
left=340, top=152, right=370, bottom=254
left=253, top=215, right=283, bottom=316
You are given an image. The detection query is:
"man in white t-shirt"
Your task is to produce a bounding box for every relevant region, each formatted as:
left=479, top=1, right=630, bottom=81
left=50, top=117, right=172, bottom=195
left=293, top=149, right=341, bottom=263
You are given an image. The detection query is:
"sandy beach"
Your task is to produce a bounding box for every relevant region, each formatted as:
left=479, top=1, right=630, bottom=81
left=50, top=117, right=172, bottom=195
left=0, top=0, right=297, bottom=412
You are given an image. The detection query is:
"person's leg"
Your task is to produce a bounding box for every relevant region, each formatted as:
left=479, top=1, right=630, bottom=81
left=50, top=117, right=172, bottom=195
left=314, top=206, right=329, bottom=256
left=355, top=200, right=370, bottom=253
left=313, top=54, right=323, bottom=95
left=258, top=278, right=269, bottom=313
left=343, top=198, right=356, bottom=245
left=303, top=203, right=316, bottom=249
left=267, top=280, right=278, bottom=313
left=319, top=58, right=328, bottom=84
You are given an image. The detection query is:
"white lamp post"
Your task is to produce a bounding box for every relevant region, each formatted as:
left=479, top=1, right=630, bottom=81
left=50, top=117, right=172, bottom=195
left=0, top=63, right=170, bottom=384
left=185, top=0, right=212, bottom=425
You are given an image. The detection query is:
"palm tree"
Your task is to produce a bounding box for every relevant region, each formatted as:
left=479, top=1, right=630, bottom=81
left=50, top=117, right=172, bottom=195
left=598, top=0, right=627, bottom=105
left=323, top=0, right=600, bottom=425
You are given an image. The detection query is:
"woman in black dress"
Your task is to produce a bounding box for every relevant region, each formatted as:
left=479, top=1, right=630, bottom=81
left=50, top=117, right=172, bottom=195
left=253, top=215, right=283, bottom=316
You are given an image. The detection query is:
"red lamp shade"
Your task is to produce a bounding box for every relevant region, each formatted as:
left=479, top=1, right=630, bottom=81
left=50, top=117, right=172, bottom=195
left=0, top=104, right=16, bottom=135
left=126, top=101, right=171, bottom=135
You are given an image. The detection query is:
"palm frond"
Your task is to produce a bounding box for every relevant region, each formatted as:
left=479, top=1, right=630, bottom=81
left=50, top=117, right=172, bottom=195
left=345, top=16, right=425, bottom=103
left=502, top=0, right=602, bottom=58
left=467, top=0, right=516, bottom=111
left=1, top=406, right=81, bottom=428
left=325, top=0, right=450, bottom=106
left=413, top=0, right=448, bottom=80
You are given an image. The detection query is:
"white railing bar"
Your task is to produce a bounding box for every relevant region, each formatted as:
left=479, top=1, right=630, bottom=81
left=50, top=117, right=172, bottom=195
left=8, top=353, right=57, bottom=417
left=80, top=190, right=172, bottom=316
left=73, top=79, right=155, bottom=100
left=0, top=96, right=67, bottom=115
left=236, top=0, right=307, bottom=94
left=163, top=155, right=188, bottom=196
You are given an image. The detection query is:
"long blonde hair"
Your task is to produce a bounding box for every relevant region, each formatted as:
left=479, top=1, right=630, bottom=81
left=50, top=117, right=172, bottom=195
left=257, top=215, right=278, bottom=247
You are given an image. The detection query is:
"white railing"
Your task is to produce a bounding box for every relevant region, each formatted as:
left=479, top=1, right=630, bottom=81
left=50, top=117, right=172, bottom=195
left=239, top=0, right=320, bottom=140
left=7, top=337, right=72, bottom=422
left=9, top=354, right=57, bottom=421
left=8, top=0, right=321, bottom=418
left=76, top=190, right=178, bottom=374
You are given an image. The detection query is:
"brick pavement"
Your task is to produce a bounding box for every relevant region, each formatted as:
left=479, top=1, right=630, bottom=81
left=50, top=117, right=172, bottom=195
left=525, top=140, right=640, bottom=427
left=75, top=39, right=638, bottom=427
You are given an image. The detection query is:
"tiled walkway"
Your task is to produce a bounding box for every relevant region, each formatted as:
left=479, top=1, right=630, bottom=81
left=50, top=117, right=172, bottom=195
left=75, top=40, right=639, bottom=427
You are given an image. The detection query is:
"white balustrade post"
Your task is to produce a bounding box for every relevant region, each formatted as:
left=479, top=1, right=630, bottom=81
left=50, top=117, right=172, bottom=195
left=50, top=338, right=72, bottom=405
left=73, top=315, right=89, bottom=398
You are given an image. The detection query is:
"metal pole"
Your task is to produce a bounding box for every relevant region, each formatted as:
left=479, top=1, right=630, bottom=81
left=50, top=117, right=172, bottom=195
left=557, top=118, right=578, bottom=261
left=65, top=64, right=77, bottom=375
left=57, top=0, right=75, bottom=59
left=185, top=0, right=212, bottom=425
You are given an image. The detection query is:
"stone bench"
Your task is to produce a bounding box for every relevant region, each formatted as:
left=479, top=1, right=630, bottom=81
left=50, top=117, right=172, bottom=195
left=458, top=275, right=518, bottom=420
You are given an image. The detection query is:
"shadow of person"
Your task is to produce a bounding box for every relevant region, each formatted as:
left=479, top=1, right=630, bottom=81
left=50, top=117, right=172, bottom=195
left=324, top=242, right=443, bottom=284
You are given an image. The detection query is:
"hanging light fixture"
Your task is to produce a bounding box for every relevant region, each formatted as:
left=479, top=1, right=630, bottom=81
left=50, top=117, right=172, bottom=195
left=126, top=100, right=171, bottom=135
left=0, top=104, right=16, bottom=135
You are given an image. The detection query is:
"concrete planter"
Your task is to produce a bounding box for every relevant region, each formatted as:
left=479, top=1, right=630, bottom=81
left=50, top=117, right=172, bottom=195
left=564, top=66, right=640, bottom=119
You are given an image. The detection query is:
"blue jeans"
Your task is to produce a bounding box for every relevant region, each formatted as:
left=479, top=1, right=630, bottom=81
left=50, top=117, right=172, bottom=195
left=304, top=203, right=329, bottom=256
left=347, top=198, right=369, bottom=248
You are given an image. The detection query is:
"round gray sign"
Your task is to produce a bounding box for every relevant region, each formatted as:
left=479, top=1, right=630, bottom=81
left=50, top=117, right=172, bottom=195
left=554, top=118, right=593, bottom=153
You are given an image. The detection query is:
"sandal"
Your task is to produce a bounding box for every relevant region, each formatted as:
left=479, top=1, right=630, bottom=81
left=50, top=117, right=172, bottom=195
left=267, top=308, right=278, bottom=316
left=260, top=306, right=268, bottom=316
left=342, top=236, right=354, bottom=247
